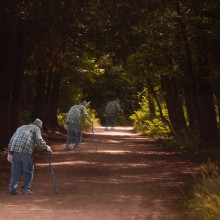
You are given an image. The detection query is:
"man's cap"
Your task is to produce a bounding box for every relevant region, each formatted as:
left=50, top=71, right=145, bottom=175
left=81, top=101, right=88, bottom=106
left=33, top=118, right=43, bottom=129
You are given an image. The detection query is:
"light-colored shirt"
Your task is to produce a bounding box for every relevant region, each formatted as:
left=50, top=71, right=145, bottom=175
left=65, top=104, right=92, bottom=125
left=8, top=124, right=47, bottom=155
left=105, top=100, right=122, bottom=115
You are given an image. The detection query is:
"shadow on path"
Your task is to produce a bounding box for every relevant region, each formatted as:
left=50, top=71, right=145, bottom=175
left=0, top=126, right=195, bottom=220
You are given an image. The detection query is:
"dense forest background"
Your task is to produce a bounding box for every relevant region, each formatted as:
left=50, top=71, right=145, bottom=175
left=0, top=0, right=220, bottom=150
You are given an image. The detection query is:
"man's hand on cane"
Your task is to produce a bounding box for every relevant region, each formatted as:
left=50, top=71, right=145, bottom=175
left=7, top=153, right=13, bottom=163
left=46, top=145, right=53, bottom=153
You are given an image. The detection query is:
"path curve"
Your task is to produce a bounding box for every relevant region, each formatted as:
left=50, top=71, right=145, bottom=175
left=0, top=126, right=194, bottom=220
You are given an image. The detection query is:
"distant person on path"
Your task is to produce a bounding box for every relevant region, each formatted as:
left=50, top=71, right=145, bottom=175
left=7, top=118, right=52, bottom=195
left=104, top=98, right=123, bottom=130
left=65, top=101, right=93, bottom=151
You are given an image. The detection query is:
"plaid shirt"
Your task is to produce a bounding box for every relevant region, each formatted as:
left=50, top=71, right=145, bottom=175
left=8, top=124, right=47, bottom=155
left=105, top=100, right=122, bottom=115
left=65, top=104, right=92, bottom=124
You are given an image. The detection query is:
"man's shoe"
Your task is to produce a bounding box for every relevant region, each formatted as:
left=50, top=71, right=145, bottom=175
left=21, top=188, right=34, bottom=195
left=6, top=189, right=20, bottom=195
left=65, top=147, right=70, bottom=151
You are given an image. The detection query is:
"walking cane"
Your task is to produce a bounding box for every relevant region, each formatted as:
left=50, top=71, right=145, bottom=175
left=123, top=113, right=126, bottom=131
left=92, top=123, right=98, bottom=151
left=48, top=152, right=58, bottom=194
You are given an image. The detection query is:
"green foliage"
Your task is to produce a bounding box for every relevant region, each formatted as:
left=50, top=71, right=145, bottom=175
left=162, top=129, right=201, bottom=152
left=59, top=84, right=82, bottom=112
left=130, top=91, right=170, bottom=136
left=181, top=162, right=220, bottom=220
left=61, top=52, right=108, bottom=118
left=57, top=112, right=66, bottom=127
left=64, top=53, right=105, bottom=84
left=85, top=54, right=138, bottom=120
left=142, top=118, right=170, bottom=136
left=82, top=105, right=100, bottom=130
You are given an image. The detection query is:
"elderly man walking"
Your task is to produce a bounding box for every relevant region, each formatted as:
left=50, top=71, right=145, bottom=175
left=65, top=101, right=93, bottom=151
left=104, top=98, right=123, bottom=131
left=7, top=118, right=52, bottom=195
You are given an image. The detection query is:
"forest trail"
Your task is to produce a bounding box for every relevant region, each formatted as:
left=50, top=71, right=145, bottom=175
left=0, top=126, right=194, bottom=220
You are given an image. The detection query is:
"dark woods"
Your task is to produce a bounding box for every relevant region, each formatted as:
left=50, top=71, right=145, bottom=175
left=0, top=0, right=219, bottom=149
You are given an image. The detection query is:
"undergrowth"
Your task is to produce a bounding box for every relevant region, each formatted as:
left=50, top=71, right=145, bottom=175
left=161, top=130, right=220, bottom=220
left=181, top=161, right=220, bottom=220
left=161, top=129, right=200, bottom=152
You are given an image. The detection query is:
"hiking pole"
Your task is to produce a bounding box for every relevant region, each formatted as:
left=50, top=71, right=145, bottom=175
left=48, top=152, right=58, bottom=194
left=92, top=122, right=98, bottom=151
left=123, top=113, right=126, bottom=131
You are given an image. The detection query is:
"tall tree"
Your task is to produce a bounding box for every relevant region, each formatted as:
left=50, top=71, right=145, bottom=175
left=161, top=76, right=186, bottom=131
left=10, top=20, right=25, bottom=133
left=174, top=0, right=200, bottom=128
left=0, top=1, right=16, bottom=149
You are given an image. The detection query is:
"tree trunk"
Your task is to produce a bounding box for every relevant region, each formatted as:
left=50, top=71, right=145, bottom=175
left=197, top=55, right=219, bottom=146
left=161, top=76, right=186, bottom=131
left=21, top=79, right=28, bottom=110
left=215, top=90, right=220, bottom=125
left=198, top=83, right=219, bottom=146
left=31, top=72, right=47, bottom=121
left=47, top=70, right=63, bottom=126
left=212, top=41, right=220, bottom=126
left=45, top=69, right=53, bottom=109
left=140, top=65, right=176, bottom=135
left=148, top=93, right=155, bottom=118
left=10, top=21, right=25, bottom=134
left=183, top=80, right=198, bottom=128
left=175, top=0, right=200, bottom=128
left=0, top=17, right=14, bottom=149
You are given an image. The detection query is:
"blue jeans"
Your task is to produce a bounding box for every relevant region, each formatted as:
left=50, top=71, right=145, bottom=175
left=106, top=113, right=116, bottom=127
left=66, top=123, right=82, bottom=150
left=9, top=152, right=34, bottom=190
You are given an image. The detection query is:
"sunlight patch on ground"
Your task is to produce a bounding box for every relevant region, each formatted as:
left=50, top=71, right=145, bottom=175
left=96, top=126, right=134, bottom=131
left=3, top=204, right=50, bottom=213
left=97, top=150, right=132, bottom=154
left=92, top=131, right=139, bottom=136
left=36, top=161, right=99, bottom=166
left=86, top=126, right=139, bottom=137
left=109, top=140, right=122, bottom=143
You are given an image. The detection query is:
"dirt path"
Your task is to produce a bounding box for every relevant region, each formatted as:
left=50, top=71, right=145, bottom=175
left=0, top=126, right=194, bottom=220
